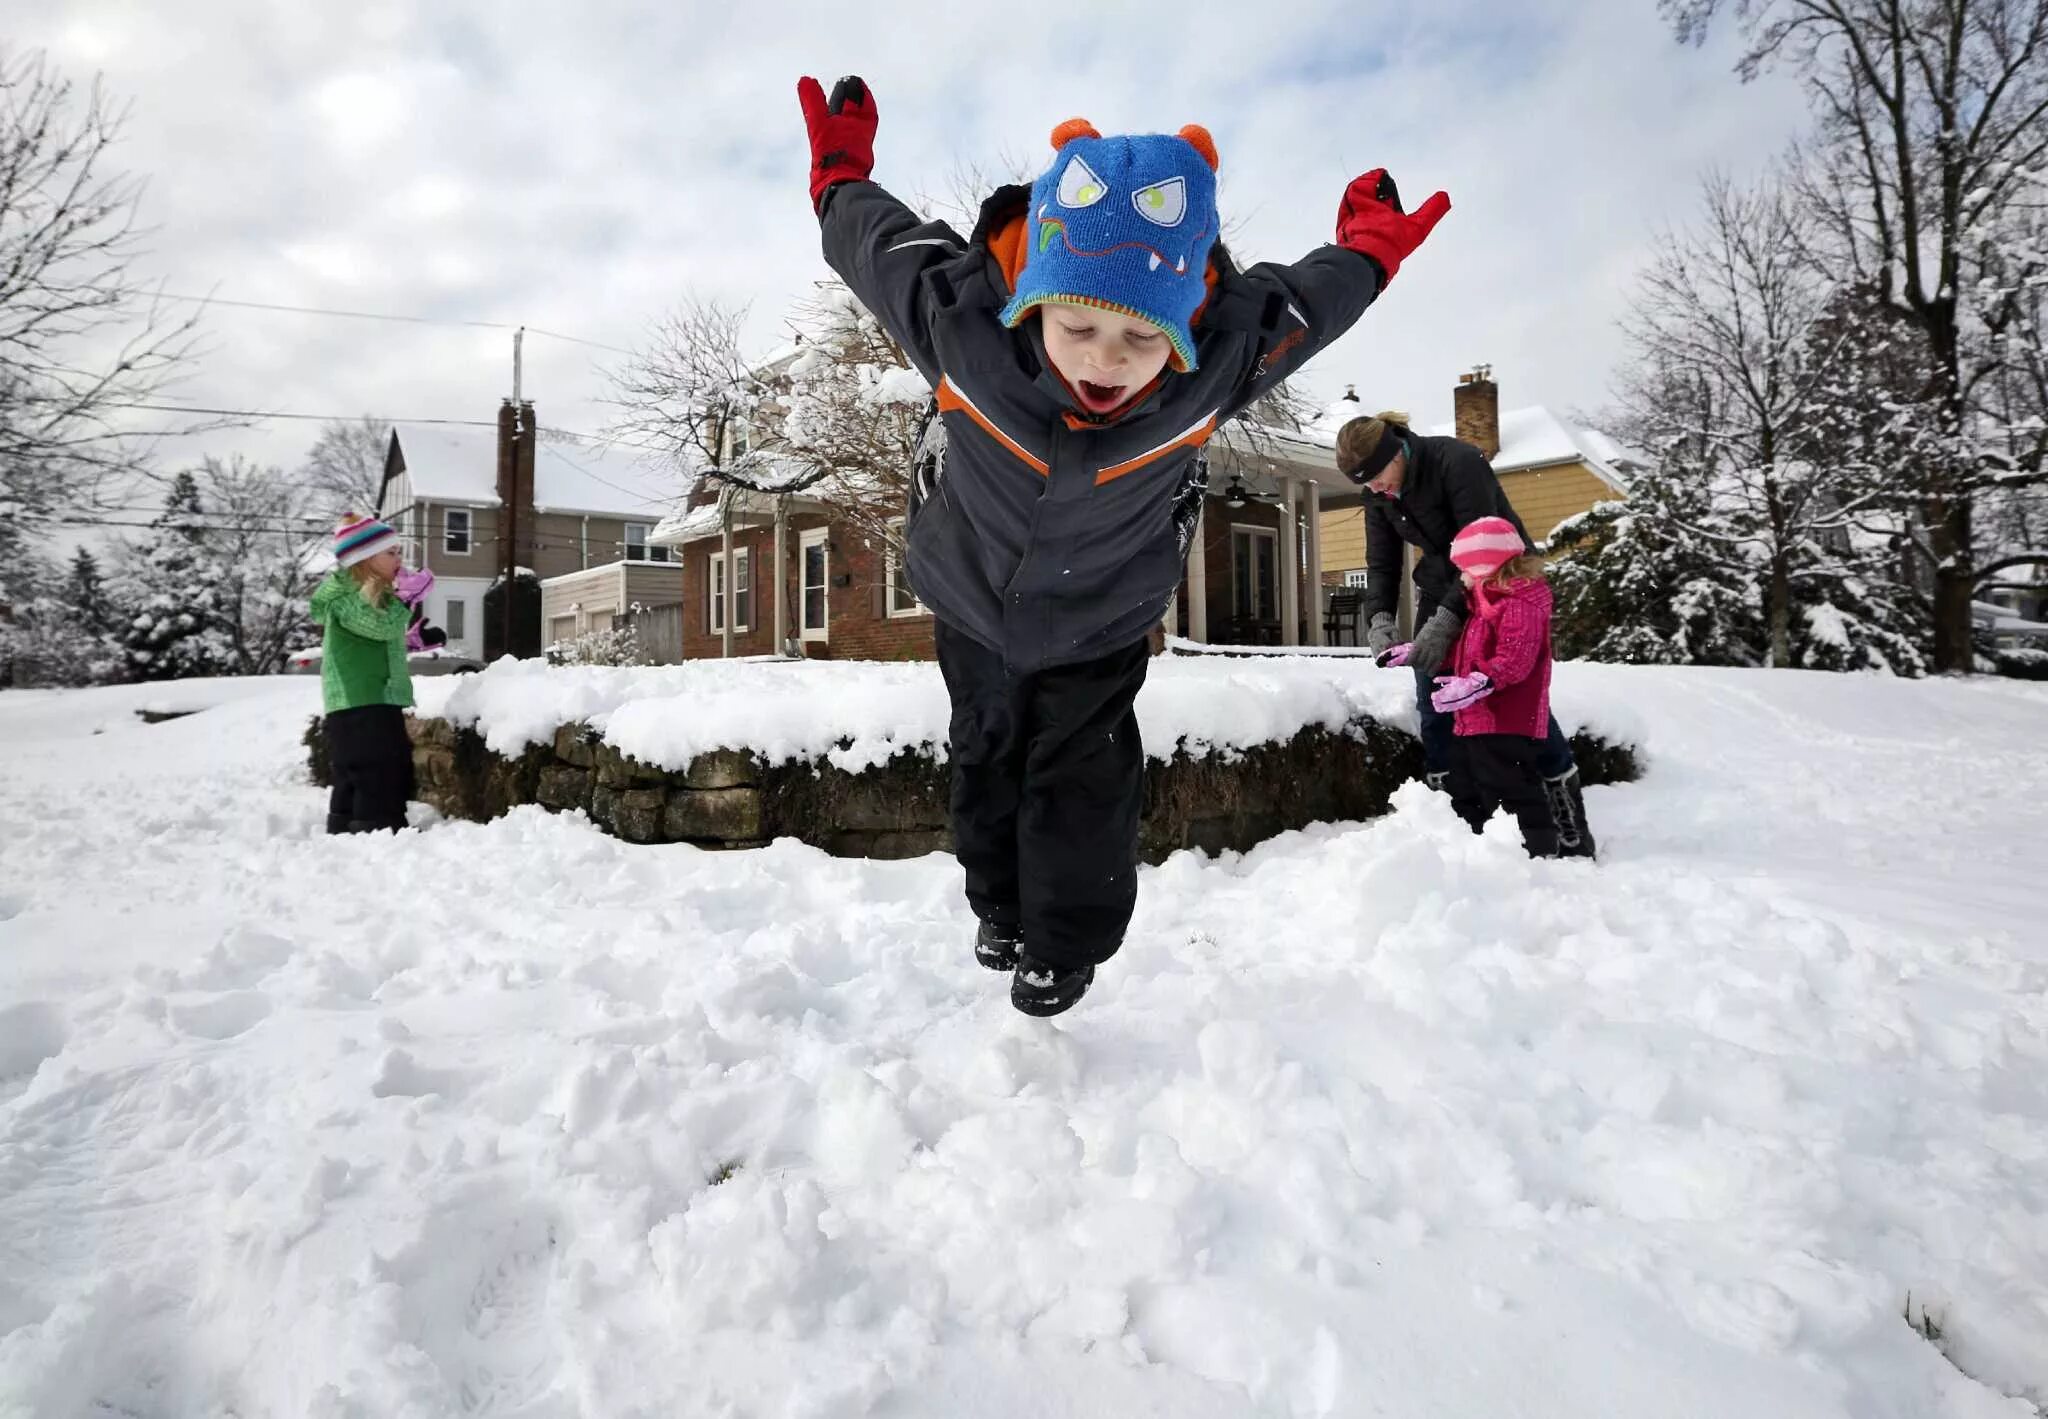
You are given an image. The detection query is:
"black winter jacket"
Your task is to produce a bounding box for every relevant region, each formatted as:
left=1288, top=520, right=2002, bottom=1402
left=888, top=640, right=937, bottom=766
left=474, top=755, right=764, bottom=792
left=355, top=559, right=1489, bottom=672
left=1357, top=434, right=1535, bottom=623
left=819, top=179, right=1383, bottom=672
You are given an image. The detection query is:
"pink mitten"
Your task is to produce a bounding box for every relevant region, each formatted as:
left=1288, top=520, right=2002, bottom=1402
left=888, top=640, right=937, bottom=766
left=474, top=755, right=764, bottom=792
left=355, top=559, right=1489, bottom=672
left=1376, top=642, right=1413, bottom=668
left=1430, top=672, right=1493, bottom=714
left=393, top=566, right=435, bottom=608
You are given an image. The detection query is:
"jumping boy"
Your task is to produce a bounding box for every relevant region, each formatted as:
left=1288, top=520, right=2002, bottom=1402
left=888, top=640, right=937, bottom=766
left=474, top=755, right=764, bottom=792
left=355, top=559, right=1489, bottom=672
left=798, top=75, right=1450, bottom=1014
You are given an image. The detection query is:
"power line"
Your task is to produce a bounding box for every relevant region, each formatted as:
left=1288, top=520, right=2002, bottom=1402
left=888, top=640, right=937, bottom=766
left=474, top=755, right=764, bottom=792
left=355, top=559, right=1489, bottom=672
left=145, top=290, right=634, bottom=356
left=109, top=402, right=502, bottom=428
left=108, top=399, right=650, bottom=453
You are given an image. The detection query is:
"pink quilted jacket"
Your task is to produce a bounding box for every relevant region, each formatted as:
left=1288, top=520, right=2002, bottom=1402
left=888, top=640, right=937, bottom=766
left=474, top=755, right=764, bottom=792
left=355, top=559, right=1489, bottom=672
left=1450, top=576, right=1553, bottom=739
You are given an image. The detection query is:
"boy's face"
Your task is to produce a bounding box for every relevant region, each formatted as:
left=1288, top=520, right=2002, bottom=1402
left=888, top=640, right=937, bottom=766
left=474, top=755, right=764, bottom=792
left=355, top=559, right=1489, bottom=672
left=1039, top=305, right=1174, bottom=415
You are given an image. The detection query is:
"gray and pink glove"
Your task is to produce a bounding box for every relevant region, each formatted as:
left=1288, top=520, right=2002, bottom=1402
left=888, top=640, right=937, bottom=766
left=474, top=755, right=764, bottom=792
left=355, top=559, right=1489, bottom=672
left=1376, top=642, right=1413, bottom=668
left=1430, top=672, right=1493, bottom=714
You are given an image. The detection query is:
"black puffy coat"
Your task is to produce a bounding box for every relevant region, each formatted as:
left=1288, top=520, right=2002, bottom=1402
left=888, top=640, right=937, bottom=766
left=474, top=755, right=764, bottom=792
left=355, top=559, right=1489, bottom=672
left=1357, top=434, right=1534, bottom=623
left=819, top=179, right=1383, bottom=672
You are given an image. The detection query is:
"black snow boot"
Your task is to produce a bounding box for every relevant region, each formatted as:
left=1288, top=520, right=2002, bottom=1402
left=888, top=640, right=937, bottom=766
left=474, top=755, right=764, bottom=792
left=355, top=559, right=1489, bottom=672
left=326, top=813, right=352, bottom=836
left=975, top=919, right=1022, bottom=972
left=1542, top=768, right=1597, bottom=859
left=1425, top=771, right=1451, bottom=795
left=1011, top=955, right=1095, bottom=1018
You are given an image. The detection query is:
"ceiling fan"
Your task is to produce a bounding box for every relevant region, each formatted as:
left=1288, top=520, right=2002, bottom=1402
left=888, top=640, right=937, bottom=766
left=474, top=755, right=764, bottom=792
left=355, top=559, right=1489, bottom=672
left=1220, top=472, right=1274, bottom=509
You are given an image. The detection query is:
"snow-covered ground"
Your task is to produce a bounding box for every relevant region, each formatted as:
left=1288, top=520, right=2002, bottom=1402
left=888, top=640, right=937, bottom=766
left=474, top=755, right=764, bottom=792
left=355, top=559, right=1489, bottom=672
left=2, top=664, right=2045, bottom=1418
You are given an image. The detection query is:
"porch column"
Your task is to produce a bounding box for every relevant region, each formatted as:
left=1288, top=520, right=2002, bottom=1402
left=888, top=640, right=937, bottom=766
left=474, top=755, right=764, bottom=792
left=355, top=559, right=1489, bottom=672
left=1306, top=480, right=1326, bottom=647
left=1278, top=475, right=1299, bottom=646
left=1188, top=500, right=1209, bottom=643
left=720, top=502, right=735, bottom=659
left=773, top=497, right=789, bottom=656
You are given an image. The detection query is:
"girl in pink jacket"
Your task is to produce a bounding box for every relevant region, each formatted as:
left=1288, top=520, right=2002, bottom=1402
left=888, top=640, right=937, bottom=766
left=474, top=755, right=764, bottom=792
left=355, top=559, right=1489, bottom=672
left=1427, top=516, right=1578, bottom=857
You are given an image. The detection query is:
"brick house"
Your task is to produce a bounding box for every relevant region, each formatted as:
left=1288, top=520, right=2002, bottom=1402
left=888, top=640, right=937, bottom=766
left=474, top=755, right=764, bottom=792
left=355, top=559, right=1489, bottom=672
left=652, top=477, right=935, bottom=661
left=377, top=401, right=688, bottom=658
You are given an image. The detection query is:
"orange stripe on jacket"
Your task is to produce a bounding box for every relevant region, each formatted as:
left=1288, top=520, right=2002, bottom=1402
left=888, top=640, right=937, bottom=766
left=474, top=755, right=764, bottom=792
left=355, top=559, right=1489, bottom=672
left=1094, top=411, right=1219, bottom=486
left=937, top=376, right=1049, bottom=477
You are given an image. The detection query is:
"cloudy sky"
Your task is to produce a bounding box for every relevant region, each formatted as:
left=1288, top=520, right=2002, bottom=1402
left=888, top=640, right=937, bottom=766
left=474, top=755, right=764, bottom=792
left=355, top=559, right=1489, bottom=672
left=17, top=0, right=1809, bottom=494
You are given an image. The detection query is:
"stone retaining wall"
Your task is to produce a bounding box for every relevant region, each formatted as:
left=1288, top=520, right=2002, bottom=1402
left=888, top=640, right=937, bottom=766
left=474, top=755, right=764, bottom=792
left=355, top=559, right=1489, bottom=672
left=306, top=716, right=1638, bottom=862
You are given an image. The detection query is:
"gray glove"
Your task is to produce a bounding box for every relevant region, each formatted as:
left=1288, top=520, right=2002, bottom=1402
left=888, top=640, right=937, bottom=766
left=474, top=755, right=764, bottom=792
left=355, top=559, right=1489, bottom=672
left=1408, top=605, right=1464, bottom=675
left=1365, top=612, right=1399, bottom=657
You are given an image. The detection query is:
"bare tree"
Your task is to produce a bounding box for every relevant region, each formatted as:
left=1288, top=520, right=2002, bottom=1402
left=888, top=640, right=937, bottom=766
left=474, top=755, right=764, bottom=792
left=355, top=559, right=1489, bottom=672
left=774, top=281, right=929, bottom=552
left=605, top=297, right=771, bottom=485
left=0, top=47, right=205, bottom=520
left=1665, top=0, right=2048, bottom=670
left=300, top=416, right=392, bottom=521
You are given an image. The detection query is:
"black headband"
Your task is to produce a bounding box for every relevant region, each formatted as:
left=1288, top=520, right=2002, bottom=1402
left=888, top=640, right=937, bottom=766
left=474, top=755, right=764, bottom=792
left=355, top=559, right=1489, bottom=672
left=1347, top=423, right=1409, bottom=480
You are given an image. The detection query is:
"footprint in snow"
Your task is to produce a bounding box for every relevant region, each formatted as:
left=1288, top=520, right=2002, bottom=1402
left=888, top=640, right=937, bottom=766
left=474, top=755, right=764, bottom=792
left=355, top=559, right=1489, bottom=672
left=389, top=1194, right=568, bottom=1416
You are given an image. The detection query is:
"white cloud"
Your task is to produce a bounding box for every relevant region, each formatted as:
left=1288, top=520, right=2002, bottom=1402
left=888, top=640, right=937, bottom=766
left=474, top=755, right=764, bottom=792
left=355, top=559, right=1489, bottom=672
left=13, top=0, right=1808, bottom=490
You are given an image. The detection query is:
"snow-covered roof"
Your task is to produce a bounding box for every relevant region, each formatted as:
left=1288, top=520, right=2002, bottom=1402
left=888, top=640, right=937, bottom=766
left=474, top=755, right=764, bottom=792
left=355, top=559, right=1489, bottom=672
left=1305, top=396, right=1638, bottom=495
left=390, top=425, right=687, bottom=521
left=1422, top=407, right=1633, bottom=493
left=650, top=502, right=725, bottom=547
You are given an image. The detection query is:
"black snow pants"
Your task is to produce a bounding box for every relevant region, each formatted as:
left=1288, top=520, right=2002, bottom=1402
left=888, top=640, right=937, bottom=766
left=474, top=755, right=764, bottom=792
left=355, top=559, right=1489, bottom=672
left=934, top=619, right=1150, bottom=973
left=1448, top=732, right=1559, bottom=858
left=326, top=704, right=415, bottom=833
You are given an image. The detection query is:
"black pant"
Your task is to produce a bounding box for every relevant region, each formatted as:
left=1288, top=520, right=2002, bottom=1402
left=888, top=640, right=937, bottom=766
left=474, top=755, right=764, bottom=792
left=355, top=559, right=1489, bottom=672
left=1448, top=733, right=1559, bottom=857
left=326, top=705, right=415, bottom=832
left=935, top=620, right=1150, bottom=972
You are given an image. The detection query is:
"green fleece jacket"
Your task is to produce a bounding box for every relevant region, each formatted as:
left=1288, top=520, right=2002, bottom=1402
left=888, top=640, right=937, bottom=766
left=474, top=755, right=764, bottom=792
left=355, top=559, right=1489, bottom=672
left=309, top=569, right=413, bottom=714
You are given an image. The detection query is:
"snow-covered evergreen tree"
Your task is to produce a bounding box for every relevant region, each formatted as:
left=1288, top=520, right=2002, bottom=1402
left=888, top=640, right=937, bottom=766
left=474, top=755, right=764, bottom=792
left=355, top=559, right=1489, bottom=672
left=1549, top=470, right=1764, bottom=668
left=122, top=471, right=237, bottom=681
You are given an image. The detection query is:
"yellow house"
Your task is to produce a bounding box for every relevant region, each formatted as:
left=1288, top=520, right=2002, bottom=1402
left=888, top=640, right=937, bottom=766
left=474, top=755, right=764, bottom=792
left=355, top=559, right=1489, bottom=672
left=1318, top=369, right=1635, bottom=585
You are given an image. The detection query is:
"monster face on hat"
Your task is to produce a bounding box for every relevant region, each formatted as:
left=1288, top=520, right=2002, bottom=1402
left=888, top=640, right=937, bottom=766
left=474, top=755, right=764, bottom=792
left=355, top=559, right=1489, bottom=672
left=999, top=118, right=1221, bottom=373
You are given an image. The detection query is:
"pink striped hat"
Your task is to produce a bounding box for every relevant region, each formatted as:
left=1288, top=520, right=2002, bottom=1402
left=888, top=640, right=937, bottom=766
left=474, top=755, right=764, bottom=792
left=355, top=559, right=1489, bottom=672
left=1449, top=516, right=1528, bottom=579
left=333, top=514, right=401, bottom=567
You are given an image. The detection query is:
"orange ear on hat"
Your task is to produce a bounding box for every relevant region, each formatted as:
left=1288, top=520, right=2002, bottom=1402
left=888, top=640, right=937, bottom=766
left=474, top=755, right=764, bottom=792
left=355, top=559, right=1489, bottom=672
left=1179, top=124, right=1219, bottom=171
left=1050, top=117, right=1100, bottom=148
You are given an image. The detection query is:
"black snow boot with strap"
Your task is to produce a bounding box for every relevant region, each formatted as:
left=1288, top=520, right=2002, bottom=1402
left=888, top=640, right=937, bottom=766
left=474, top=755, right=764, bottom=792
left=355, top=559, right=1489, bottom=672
left=1542, top=768, right=1597, bottom=859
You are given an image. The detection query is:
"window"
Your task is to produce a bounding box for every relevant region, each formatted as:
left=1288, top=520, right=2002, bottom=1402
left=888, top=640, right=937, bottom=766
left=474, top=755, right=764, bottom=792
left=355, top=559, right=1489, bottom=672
left=1231, top=525, right=1279, bottom=624
left=445, top=599, right=467, bottom=641
left=624, top=524, right=671, bottom=564
left=708, top=547, right=751, bottom=633
left=885, top=520, right=927, bottom=618
left=445, top=508, right=472, bottom=555
left=800, top=528, right=829, bottom=640
left=1343, top=569, right=1368, bottom=589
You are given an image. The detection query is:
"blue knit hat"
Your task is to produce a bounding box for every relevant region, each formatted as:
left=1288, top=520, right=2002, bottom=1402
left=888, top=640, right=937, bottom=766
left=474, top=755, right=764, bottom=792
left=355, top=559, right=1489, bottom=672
left=999, top=118, right=1221, bottom=373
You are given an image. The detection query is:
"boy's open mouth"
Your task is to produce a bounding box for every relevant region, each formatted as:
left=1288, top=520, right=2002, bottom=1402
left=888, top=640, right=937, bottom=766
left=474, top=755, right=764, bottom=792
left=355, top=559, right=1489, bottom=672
left=1076, top=379, right=1127, bottom=413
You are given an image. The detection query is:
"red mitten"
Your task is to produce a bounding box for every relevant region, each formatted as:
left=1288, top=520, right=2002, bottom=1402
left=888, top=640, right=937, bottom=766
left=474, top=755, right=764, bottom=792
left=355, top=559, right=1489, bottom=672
left=797, top=75, right=878, bottom=211
left=1335, top=169, right=1451, bottom=283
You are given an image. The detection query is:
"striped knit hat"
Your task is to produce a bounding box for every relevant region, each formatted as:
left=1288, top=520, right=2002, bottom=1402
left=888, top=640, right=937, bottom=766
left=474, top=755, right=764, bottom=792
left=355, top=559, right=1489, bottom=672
left=333, top=514, right=401, bottom=568
left=1449, top=516, right=1528, bottom=579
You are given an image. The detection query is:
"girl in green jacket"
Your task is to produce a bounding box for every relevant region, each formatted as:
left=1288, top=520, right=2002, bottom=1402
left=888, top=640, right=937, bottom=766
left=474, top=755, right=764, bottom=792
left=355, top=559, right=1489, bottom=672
left=310, top=515, right=415, bottom=833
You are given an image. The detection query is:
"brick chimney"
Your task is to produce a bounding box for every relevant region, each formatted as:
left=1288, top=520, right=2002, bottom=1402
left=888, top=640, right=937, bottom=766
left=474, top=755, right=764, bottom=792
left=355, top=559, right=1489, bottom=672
left=1453, top=365, right=1499, bottom=459
left=496, top=398, right=538, bottom=575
